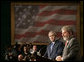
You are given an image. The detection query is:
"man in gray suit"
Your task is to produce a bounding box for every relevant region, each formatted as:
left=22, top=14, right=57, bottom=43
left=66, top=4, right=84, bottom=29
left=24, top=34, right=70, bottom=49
left=43, top=30, right=64, bottom=60
left=56, top=25, right=81, bottom=61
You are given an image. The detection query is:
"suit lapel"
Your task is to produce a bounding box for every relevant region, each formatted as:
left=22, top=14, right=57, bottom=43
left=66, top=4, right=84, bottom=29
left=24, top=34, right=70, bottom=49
left=50, top=42, right=58, bottom=54
left=48, top=44, right=52, bottom=54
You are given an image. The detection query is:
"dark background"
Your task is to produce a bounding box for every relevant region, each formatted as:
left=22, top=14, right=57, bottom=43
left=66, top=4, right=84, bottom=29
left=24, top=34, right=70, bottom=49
left=1, top=1, right=11, bottom=52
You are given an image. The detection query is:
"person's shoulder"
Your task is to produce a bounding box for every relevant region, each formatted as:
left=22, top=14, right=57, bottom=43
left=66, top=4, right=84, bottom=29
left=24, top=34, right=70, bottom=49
left=71, top=37, right=76, bottom=40
left=69, top=36, right=76, bottom=41
left=55, top=39, right=63, bottom=43
left=55, top=39, right=64, bottom=46
left=70, top=37, right=79, bottom=45
left=70, top=37, right=77, bottom=43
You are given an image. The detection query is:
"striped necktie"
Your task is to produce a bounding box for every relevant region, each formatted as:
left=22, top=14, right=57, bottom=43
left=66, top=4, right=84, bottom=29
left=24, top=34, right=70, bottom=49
left=65, top=41, right=67, bottom=46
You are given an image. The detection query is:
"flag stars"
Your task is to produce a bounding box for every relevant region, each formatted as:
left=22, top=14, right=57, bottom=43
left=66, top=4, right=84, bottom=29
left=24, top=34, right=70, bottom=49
left=15, top=14, right=18, bottom=18
left=23, top=23, right=26, bottom=25
left=27, top=20, right=31, bottom=23
left=32, top=16, right=35, bottom=19
left=30, top=22, right=34, bottom=25
left=22, top=14, right=26, bottom=19
left=27, top=12, right=31, bottom=15
left=18, top=18, right=21, bottom=21
left=15, top=7, right=19, bottom=12
left=16, top=24, right=19, bottom=28
left=19, top=12, right=23, bottom=15
left=15, top=6, right=38, bottom=29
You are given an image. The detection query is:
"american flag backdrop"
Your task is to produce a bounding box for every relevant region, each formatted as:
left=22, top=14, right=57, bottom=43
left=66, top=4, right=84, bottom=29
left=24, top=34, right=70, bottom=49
left=14, top=5, right=77, bottom=44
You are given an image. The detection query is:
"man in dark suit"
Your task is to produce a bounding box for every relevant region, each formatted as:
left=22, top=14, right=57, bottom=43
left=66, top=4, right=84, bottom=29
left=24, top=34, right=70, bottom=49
left=56, top=25, right=81, bottom=61
left=43, top=31, right=64, bottom=60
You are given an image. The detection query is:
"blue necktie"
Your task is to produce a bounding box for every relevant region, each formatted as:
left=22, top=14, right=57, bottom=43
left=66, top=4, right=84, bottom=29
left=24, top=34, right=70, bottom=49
left=50, top=43, right=54, bottom=52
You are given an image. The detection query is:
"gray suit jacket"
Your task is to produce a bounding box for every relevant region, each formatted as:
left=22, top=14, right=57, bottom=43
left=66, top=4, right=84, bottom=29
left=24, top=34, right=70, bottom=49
left=62, top=36, right=81, bottom=61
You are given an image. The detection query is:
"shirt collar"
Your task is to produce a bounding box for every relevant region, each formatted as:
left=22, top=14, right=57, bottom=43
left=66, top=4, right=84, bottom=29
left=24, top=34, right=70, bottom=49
left=52, top=42, right=55, bottom=44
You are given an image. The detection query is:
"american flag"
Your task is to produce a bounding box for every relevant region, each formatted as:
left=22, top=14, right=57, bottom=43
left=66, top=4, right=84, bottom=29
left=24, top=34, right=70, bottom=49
left=14, top=5, right=77, bottom=44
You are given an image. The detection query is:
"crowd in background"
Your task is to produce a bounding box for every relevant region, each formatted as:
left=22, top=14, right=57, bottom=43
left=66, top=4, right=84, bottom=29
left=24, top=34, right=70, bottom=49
left=2, top=43, right=45, bottom=61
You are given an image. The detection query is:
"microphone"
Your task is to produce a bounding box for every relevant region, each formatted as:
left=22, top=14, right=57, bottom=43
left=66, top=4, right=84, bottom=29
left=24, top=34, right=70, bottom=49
left=37, top=46, right=46, bottom=56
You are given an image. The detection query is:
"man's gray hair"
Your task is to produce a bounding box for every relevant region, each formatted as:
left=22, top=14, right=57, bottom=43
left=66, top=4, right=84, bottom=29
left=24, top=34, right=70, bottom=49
left=48, top=30, right=57, bottom=36
left=61, top=25, right=74, bottom=34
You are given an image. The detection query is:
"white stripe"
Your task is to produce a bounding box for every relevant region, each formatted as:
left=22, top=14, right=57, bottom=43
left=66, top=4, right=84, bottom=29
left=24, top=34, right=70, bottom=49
left=39, top=6, right=77, bottom=13
left=36, top=14, right=76, bottom=22
left=29, top=35, right=50, bottom=42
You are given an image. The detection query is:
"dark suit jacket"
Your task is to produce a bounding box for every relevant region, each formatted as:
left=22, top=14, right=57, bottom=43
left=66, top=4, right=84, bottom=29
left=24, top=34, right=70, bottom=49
left=44, top=40, right=64, bottom=60
left=62, top=36, right=81, bottom=61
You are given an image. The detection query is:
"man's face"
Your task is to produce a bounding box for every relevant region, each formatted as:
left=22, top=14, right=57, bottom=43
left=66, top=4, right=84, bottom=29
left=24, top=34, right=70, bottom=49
left=24, top=47, right=28, bottom=52
left=48, top=33, right=55, bottom=42
left=33, top=45, right=37, bottom=51
left=18, top=54, right=23, bottom=61
left=62, top=30, right=70, bottom=41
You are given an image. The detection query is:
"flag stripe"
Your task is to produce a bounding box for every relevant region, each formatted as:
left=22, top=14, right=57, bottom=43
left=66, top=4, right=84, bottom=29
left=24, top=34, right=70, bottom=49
left=39, top=6, right=77, bottom=13
left=36, top=15, right=76, bottom=22
left=39, top=5, right=48, bottom=9
left=35, top=20, right=76, bottom=27
left=38, top=10, right=76, bottom=16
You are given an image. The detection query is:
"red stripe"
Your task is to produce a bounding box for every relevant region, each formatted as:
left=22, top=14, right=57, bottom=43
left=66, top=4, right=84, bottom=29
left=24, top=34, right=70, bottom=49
left=15, top=30, right=76, bottom=39
left=34, top=20, right=76, bottom=27
left=15, top=30, right=49, bottom=39
left=38, top=10, right=76, bottom=16
left=39, top=5, right=47, bottom=9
